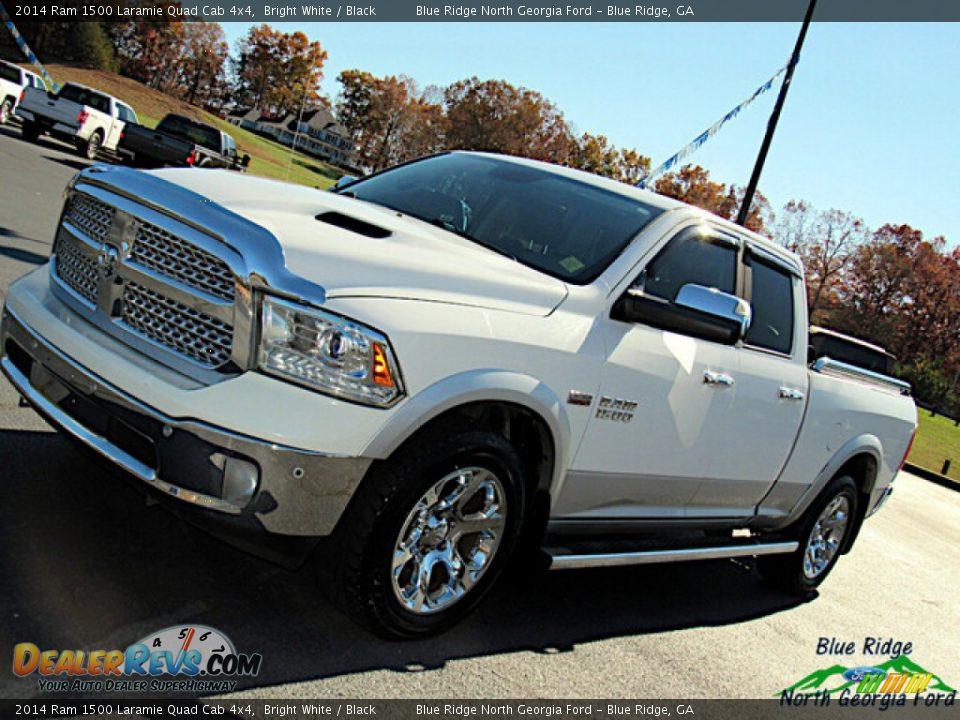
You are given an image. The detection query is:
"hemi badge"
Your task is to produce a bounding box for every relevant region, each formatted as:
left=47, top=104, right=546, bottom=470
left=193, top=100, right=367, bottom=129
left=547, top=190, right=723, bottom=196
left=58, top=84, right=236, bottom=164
left=567, top=390, right=594, bottom=406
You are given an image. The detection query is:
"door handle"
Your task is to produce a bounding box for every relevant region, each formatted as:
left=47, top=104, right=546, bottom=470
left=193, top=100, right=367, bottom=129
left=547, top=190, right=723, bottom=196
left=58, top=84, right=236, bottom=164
left=703, top=370, right=734, bottom=387
left=779, top=386, right=805, bottom=401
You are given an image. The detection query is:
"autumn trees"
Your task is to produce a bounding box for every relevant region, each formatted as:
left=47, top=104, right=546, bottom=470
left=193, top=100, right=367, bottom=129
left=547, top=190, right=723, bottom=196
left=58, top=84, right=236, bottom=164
left=826, top=225, right=960, bottom=406
left=106, top=21, right=231, bottom=109
left=335, top=71, right=444, bottom=172
left=233, top=24, right=328, bottom=115
left=5, top=19, right=326, bottom=114
left=775, top=201, right=868, bottom=322
left=652, top=165, right=771, bottom=233
left=333, top=70, right=651, bottom=179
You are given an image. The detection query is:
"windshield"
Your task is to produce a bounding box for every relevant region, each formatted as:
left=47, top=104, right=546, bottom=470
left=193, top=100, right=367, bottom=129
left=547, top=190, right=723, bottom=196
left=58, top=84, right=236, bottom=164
left=0, top=64, right=21, bottom=84
left=341, top=153, right=664, bottom=284
left=159, top=115, right=221, bottom=151
left=58, top=84, right=110, bottom=114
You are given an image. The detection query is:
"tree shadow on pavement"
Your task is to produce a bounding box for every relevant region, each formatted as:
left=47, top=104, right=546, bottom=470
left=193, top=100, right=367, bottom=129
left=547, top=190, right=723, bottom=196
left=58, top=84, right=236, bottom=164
left=0, top=429, right=810, bottom=699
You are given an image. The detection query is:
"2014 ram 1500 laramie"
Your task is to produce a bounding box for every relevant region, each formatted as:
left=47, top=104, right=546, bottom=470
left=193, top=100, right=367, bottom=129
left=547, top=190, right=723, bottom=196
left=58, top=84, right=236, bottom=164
left=0, top=152, right=917, bottom=637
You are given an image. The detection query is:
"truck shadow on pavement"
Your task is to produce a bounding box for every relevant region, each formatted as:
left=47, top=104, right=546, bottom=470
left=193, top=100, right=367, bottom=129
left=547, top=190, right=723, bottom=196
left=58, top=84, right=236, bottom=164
left=0, top=429, right=810, bottom=698
left=0, top=125, right=93, bottom=167
left=0, top=242, right=47, bottom=266
left=42, top=156, right=91, bottom=172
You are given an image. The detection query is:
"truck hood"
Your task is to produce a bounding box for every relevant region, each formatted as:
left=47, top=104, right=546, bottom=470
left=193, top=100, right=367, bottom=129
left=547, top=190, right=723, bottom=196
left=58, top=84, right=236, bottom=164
left=151, top=169, right=568, bottom=316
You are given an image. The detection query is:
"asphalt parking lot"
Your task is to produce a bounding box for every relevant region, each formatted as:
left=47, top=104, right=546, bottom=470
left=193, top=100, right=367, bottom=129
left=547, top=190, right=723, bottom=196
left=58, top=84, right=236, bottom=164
left=0, top=126, right=958, bottom=700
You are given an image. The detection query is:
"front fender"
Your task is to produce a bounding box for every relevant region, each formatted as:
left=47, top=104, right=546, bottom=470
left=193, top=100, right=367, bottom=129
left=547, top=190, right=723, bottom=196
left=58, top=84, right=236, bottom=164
left=360, top=369, right=572, bottom=492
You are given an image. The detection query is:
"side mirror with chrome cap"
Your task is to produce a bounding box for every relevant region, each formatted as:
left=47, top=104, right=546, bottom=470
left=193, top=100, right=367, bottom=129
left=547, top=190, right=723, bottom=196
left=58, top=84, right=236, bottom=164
left=332, top=175, right=359, bottom=192
left=675, top=284, right=752, bottom=338
left=612, top=283, right=751, bottom=345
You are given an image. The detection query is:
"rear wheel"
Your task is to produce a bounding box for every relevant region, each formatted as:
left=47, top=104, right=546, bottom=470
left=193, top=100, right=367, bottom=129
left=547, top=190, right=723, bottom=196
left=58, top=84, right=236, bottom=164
left=759, top=475, right=858, bottom=594
left=79, top=131, right=102, bottom=160
left=326, top=420, right=526, bottom=638
left=20, top=121, right=39, bottom=142
left=0, top=98, right=12, bottom=125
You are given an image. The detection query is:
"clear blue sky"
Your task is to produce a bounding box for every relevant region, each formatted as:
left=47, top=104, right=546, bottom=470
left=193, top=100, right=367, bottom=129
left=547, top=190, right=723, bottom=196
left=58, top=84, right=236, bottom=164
left=224, top=22, right=958, bottom=245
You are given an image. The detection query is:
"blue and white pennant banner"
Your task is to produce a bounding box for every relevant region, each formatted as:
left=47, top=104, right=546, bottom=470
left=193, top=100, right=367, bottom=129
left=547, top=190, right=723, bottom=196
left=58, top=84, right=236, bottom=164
left=637, top=64, right=787, bottom=188
left=0, top=2, right=59, bottom=91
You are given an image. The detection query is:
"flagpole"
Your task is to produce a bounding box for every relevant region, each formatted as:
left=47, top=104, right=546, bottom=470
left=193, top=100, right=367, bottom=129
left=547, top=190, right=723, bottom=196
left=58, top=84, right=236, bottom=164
left=736, top=0, right=817, bottom=226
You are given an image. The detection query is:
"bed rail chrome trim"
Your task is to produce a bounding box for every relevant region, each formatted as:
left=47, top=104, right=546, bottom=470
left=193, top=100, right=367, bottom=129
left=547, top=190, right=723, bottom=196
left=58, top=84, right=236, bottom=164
left=812, top=356, right=911, bottom=396
left=547, top=541, right=799, bottom=570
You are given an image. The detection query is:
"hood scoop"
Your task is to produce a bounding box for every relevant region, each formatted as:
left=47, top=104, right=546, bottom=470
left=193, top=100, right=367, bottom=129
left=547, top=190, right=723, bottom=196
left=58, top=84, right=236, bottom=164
left=316, top=211, right=392, bottom=239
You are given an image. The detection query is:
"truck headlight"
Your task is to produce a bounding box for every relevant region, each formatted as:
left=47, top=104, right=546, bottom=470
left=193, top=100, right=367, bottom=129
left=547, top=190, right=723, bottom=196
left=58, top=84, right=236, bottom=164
left=258, top=296, right=403, bottom=407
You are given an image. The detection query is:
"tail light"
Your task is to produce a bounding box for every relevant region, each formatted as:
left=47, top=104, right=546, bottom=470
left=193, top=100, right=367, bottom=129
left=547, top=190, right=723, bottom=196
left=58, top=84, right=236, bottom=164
left=19, top=88, right=26, bottom=104
left=897, top=425, right=918, bottom=472
left=185, top=149, right=198, bottom=166
left=76, top=109, right=89, bottom=126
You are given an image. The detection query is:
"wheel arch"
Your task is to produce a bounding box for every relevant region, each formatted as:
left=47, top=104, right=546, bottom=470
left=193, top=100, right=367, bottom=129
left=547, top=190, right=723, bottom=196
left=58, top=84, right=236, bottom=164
left=834, top=451, right=880, bottom=555
left=785, top=435, right=883, bottom=554
left=361, top=370, right=571, bottom=501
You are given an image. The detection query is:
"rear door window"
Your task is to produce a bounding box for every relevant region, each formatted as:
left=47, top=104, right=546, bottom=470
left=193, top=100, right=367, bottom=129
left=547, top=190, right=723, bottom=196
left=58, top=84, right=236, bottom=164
left=117, top=104, right=137, bottom=123
left=745, top=254, right=795, bottom=355
left=0, top=64, right=21, bottom=84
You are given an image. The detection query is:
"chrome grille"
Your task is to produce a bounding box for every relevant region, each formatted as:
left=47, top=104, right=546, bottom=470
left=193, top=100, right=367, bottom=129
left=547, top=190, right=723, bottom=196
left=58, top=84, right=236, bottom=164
left=130, top=222, right=235, bottom=301
left=64, top=193, right=114, bottom=244
left=120, top=282, right=233, bottom=368
left=53, top=234, right=99, bottom=304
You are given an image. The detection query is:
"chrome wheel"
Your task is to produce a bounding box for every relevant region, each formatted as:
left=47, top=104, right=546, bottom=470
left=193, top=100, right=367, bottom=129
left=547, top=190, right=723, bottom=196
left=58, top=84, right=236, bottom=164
left=391, top=466, right=507, bottom=615
left=803, top=495, right=850, bottom=579
left=0, top=101, right=11, bottom=125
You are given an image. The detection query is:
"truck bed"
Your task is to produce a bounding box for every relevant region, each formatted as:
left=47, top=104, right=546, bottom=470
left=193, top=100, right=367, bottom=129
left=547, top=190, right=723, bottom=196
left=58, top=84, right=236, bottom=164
left=119, top=123, right=195, bottom=167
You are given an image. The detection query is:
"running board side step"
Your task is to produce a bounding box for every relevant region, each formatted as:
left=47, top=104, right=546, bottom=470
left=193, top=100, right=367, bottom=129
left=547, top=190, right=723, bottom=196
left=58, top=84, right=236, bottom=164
left=547, top=541, right=799, bottom=570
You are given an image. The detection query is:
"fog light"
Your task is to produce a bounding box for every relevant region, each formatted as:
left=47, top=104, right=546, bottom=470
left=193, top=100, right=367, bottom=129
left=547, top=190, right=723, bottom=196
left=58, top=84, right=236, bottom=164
left=222, top=457, right=259, bottom=506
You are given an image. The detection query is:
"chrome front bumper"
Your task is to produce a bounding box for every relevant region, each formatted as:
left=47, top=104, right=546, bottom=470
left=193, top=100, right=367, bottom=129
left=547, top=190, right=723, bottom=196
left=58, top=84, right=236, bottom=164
left=0, top=305, right=372, bottom=537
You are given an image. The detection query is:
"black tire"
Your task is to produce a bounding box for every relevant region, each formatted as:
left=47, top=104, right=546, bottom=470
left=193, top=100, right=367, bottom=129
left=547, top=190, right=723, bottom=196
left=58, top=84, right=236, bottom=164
left=759, top=475, right=859, bottom=595
left=326, top=418, right=527, bottom=638
left=79, top=131, right=103, bottom=160
left=21, top=121, right=40, bottom=143
left=0, top=98, right=12, bottom=125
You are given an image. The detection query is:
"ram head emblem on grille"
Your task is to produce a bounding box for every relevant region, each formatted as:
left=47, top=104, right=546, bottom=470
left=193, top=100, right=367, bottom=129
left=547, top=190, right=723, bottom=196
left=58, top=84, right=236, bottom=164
left=96, top=243, right=120, bottom=280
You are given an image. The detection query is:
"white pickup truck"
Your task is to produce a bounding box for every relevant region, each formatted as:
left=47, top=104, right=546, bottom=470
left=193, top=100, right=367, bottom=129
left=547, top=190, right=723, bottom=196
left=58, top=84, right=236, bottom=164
left=0, top=60, right=46, bottom=125
left=15, top=81, right=138, bottom=159
left=0, top=153, right=917, bottom=638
